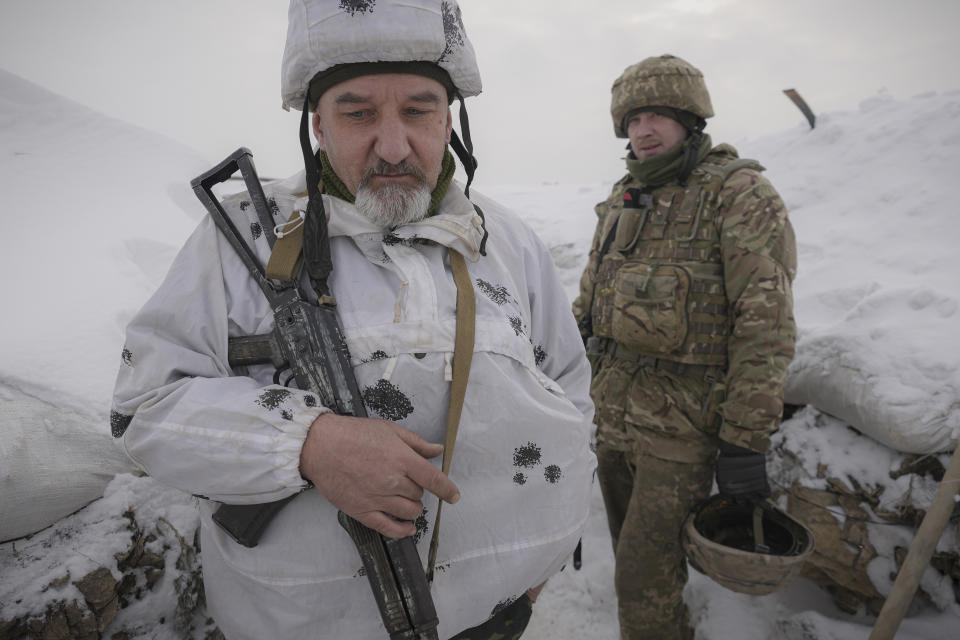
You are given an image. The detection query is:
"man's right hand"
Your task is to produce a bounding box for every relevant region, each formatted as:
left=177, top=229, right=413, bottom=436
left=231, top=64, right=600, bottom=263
left=299, top=412, right=460, bottom=539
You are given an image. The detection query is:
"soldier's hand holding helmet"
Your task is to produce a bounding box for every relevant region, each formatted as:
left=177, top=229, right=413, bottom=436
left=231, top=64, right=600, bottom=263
left=715, top=441, right=771, bottom=502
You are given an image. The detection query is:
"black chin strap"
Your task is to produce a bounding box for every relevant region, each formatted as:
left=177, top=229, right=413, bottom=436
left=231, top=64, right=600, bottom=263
left=300, top=96, right=321, bottom=202
left=677, top=112, right=707, bottom=186
left=448, top=91, right=488, bottom=255
left=299, top=95, right=333, bottom=298
left=449, top=92, right=478, bottom=196
left=678, top=128, right=705, bottom=187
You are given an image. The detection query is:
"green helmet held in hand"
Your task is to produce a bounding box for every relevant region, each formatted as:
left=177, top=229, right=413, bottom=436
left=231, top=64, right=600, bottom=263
left=610, top=54, right=714, bottom=138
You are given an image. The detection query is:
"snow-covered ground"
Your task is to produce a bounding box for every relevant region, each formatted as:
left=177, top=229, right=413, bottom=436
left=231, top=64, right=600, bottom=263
left=2, top=67, right=959, bottom=639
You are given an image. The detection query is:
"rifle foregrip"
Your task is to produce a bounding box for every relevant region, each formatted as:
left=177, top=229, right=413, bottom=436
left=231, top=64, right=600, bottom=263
left=212, top=494, right=299, bottom=548
left=337, top=512, right=439, bottom=640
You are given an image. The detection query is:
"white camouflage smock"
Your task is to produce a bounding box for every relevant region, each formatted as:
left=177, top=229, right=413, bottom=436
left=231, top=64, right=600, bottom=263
left=111, top=172, right=596, bottom=640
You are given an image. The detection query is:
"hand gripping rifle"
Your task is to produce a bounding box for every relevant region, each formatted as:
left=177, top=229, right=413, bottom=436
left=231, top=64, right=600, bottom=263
left=191, top=148, right=439, bottom=640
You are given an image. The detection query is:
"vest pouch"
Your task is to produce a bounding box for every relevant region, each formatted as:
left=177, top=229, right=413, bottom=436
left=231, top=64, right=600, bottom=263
left=611, top=262, right=692, bottom=355
left=699, top=379, right=726, bottom=436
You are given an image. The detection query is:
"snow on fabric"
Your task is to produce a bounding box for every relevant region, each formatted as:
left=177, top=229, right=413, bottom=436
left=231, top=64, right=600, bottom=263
left=0, top=69, right=207, bottom=541
left=2, top=62, right=960, bottom=638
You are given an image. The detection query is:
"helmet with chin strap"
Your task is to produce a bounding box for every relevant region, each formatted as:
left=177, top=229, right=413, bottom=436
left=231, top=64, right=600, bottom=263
left=610, top=54, right=713, bottom=138
left=279, top=0, right=488, bottom=298
left=280, top=0, right=484, bottom=187
left=682, top=494, right=815, bottom=596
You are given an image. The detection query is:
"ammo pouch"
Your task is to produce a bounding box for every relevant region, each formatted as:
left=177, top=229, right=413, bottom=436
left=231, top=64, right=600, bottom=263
left=611, top=262, right=692, bottom=355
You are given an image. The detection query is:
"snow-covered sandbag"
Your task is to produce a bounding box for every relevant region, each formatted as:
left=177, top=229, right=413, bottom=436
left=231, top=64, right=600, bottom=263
left=769, top=407, right=960, bottom=614
left=784, top=353, right=959, bottom=455
left=0, top=473, right=208, bottom=637
left=0, top=381, right=139, bottom=542
left=784, top=286, right=960, bottom=454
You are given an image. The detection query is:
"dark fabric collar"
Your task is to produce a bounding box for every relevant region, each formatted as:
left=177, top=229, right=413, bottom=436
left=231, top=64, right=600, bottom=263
left=319, top=149, right=456, bottom=218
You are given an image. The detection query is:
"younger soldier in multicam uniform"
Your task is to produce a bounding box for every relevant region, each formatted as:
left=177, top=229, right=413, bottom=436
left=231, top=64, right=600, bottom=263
left=573, top=54, right=797, bottom=640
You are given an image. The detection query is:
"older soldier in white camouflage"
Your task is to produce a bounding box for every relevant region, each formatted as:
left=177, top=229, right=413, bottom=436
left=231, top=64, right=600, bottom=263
left=573, top=54, right=797, bottom=640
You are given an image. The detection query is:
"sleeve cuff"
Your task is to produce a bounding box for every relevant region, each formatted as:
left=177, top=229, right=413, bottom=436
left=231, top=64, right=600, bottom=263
left=269, top=392, right=331, bottom=492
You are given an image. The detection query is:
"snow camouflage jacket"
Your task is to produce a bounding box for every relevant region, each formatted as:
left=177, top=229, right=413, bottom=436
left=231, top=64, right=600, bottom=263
left=573, top=144, right=796, bottom=456
left=110, top=175, right=596, bottom=640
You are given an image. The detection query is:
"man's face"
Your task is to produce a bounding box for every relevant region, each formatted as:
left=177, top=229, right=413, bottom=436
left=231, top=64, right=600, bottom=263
left=626, top=110, right=689, bottom=159
left=313, top=73, right=452, bottom=226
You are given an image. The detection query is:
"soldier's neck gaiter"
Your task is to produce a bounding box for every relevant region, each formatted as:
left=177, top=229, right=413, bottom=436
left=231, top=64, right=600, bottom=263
left=625, top=134, right=713, bottom=187
left=319, top=149, right=456, bottom=217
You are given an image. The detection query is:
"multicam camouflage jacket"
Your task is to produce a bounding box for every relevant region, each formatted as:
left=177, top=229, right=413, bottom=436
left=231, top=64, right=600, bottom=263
left=573, top=144, right=797, bottom=453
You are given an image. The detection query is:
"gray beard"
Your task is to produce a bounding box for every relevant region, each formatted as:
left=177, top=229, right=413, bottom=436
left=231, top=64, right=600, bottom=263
left=354, top=181, right=431, bottom=229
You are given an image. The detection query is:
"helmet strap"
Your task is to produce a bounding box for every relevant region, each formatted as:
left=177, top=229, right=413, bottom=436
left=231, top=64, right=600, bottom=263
left=753, top=504, right=771, bottom=554
left=449, top=92, right=478, bottom=197
left=678, top=127, right=705, bottom=186
left=300, top=95, right=322, bottom=201
left=299, top=94, right=334, bottom=297
left=448, top=91, right=488, bottom=255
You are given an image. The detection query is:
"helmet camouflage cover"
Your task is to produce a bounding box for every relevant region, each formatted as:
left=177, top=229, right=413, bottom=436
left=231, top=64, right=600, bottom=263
left=281, top=0, right=482, bottom=112
left=610, top=54, right=714, bottom=137
left=682, top=495, right=814, bottom=596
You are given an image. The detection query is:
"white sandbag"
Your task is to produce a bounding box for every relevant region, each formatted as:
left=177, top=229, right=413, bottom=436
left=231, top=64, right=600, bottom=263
left=784, top=331, right=960, bottom=454
left=0, top=380, right=139, bottom=542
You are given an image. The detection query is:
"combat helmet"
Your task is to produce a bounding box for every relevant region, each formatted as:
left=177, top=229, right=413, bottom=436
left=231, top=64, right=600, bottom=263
left=682, top=494, right=814, bottom=596
left=281, top=0, right=482, bottom=112
left=610, top=54, right=714, bottom=138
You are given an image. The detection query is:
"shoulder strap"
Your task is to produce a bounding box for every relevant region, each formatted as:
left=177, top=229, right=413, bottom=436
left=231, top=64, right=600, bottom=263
left=722, top=157, right=765, bottom=178
left=700, top=157, right=765, bottom=182
left=265, top=209, right=307, bottom=282
left=427, top=249, right=476, bottom=581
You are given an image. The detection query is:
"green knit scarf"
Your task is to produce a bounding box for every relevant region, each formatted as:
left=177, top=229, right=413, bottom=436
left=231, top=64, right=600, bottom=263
left=625, top=134, right=713, bottom=187
left=318, top=149, right=456, bottom=217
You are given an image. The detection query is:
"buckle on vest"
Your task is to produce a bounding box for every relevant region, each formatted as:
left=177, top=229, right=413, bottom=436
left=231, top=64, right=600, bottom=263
left=585, top=336, right=606, bottom=356
left=607, top=342, right=722, bottom=381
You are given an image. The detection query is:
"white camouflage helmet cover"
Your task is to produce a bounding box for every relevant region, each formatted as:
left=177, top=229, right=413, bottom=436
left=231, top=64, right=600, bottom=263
left=281, top=0, right=483, bottom=111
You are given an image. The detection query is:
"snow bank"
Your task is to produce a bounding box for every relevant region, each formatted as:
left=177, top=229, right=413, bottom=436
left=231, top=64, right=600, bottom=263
left=0, top=68, right=208, bottom=541
left=740, top=90, right=960, bottom=453
left=0, top=67, right=206, bottom=404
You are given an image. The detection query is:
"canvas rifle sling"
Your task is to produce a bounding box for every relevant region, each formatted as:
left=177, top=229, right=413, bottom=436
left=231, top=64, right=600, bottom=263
left=266, top=180, right=320, bottom=285
left=265, top=209, right=308, bottom=282
left=427, top=249, right=476, bottom=581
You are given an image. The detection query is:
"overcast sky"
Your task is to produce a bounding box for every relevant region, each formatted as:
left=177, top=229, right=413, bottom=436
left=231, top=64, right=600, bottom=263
left=2, top=0, right=959, bottom=185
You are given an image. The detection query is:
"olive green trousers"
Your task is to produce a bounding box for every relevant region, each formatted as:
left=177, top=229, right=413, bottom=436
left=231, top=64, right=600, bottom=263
left=597, top=445, right=714, bottom=640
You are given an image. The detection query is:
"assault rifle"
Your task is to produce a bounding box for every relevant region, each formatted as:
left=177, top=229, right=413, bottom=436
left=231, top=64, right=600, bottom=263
left=191, top=148, right=439, bottom=640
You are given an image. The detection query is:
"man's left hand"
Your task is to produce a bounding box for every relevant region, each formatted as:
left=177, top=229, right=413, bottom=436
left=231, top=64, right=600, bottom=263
left=715, top=441, right=771, bottom=501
